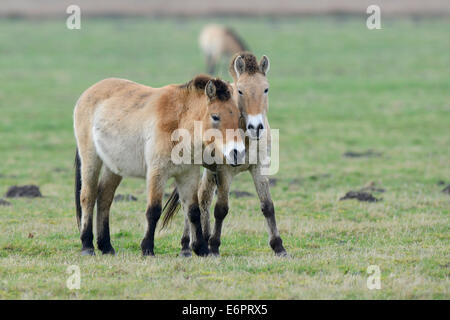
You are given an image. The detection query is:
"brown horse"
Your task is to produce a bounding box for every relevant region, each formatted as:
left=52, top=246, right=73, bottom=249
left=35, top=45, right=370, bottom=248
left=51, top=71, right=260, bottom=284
left=73, top=75, right=244, bottom=257
left=199, top=24, right=248, bottom=75
left=163, top=52, right=287, bottom=257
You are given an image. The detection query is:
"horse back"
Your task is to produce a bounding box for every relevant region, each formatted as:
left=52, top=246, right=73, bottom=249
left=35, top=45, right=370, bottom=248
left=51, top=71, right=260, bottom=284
left=74, top=78, right=181, bottom=177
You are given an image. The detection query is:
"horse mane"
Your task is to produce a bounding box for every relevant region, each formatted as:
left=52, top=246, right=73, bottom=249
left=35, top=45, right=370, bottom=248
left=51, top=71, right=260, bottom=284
left=224, top=27, right=248, bottom=52
left=179, top=74, right=232, bottom=102
left=229, top=51, right=263, bottom=78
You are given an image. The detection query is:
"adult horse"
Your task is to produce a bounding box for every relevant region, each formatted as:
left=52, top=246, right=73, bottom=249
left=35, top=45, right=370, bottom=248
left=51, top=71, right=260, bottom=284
left=162, top=52, right=287, bottom=257
left=73, top=75, right=244, bottom=257
left=199, top=24, right=248, bottom=75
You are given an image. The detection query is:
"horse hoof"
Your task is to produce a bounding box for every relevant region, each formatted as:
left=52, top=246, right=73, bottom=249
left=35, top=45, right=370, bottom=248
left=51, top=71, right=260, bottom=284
left=275, top=250, right=289, bottom=258
left=179, top=250, right=192, bottom=258
left=142, top=249, right=155, bottom=257
left=101, top=247, right=116, bottom=255
left=208, top=252, right=220, bottom=257
left=193, top=242, right=209, bottom=257
left=81, top=248, right=95, bottom=256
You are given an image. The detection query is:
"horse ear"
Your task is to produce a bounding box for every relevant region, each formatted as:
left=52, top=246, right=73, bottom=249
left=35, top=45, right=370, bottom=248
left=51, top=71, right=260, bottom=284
left=259, top=55, right=270, bottom=75
left=205, top=80, right=216, bottom=100
left=234, top=56, right=245, bottom=78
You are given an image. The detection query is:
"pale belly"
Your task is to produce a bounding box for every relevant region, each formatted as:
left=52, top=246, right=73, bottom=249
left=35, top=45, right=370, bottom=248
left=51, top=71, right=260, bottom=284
left=92, top=121, right=147, bottom=178
left=207, top=163, right=251, bottom=176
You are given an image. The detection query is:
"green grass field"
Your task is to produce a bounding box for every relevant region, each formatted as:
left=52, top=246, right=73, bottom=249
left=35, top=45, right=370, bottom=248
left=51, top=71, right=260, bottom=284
left=0, top=17, right=449, bottom=299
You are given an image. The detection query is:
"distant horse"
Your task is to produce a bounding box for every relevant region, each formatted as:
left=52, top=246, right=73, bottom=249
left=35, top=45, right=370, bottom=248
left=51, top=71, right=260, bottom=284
left=162, top=52, right=287, bottom=257
left=73, top=75, right=244, bottom=257
left=199, top=24, right=248, bottom=75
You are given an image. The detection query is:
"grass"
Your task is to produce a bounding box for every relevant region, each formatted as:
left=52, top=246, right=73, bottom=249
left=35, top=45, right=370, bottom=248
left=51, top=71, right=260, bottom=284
left=0, top=16, right=449, bottom=299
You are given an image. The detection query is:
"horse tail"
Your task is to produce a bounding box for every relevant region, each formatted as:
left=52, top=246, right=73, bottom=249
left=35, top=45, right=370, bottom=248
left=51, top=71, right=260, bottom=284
left=160, top=187, right=181, bottom=230
left=75, top=148, right=82, bottom=231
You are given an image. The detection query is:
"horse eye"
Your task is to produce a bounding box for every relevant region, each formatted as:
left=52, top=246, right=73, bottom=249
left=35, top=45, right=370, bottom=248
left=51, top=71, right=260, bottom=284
left=238, top=90, right=243, bottom=95
left=211, top=115, right=220, bottom=122
left=264, top=88, right=269, bottom=94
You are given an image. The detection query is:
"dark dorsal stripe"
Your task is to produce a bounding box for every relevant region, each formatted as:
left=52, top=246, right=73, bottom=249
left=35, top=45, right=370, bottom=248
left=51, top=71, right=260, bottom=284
left=180, top=74, right=231, bottom=102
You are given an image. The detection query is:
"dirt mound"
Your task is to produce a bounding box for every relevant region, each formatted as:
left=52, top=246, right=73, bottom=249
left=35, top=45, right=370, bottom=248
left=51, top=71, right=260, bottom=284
left=6, top=185, right=42, bottom=198
left=340, top=191, right=381, bottom=202
left=343, top=150, right=382, bottom=158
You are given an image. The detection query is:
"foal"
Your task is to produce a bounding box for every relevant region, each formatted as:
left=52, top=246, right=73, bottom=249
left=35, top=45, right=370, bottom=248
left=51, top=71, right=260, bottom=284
left=74, top=75, right=244, bottom=256
left=163, top=52, right=287, bottom=257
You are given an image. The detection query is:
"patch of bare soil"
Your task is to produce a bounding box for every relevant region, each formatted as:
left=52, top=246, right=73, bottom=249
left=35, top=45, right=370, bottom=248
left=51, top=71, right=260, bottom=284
left=340, top=181, right=384, bottom=202
left=340, top=191, right=381, bottom=202
left=114, top=194, right=138, bottom=202
left=6, top=185, right=42, bottom=198
left=343, top=150, right=382, bottom=158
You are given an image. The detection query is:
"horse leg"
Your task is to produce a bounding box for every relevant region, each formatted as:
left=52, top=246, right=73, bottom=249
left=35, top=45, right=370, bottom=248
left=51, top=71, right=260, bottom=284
left=208, top=170, right=232, bottom=256
left=179, top=213, right=191, bottom=257
left=178, top=169, right=216, bottom=257
left=199, top=169, right=217, bottom=242
left=179, top=168, right=215, bottom=257
left=250, top=166, right=287, bottom=256
left=206, top=54, right=216, bottom=75
left=176, top=170, right=209, bottom=257
left=96, top=167, right=122, bottom=255
left=141, top=169, right=167, bottom=256
left=78, top=145, right=102, bottom=256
